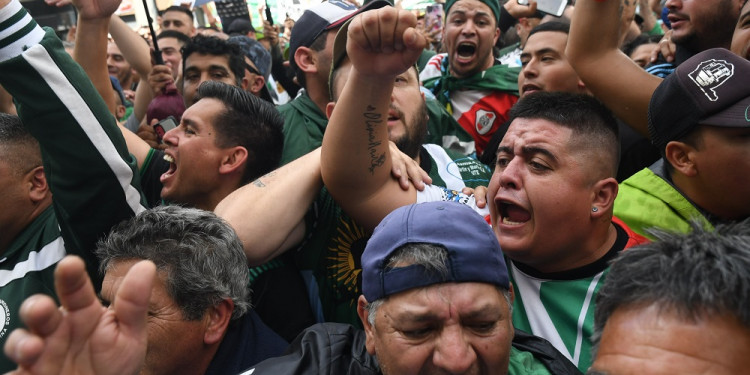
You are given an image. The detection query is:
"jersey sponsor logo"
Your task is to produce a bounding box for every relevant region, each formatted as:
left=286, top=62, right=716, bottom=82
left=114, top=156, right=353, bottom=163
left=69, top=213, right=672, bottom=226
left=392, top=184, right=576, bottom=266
left=475, top=109, right=496, bottom=135
left=0, top=299, right=10, bottom=339
left=688, top=59, right=734, bottom=102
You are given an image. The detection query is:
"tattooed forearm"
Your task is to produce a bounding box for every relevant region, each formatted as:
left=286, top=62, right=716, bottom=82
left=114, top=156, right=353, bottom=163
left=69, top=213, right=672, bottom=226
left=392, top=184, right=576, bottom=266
left=364, top=105, right=386, bottom=174
left=251, top=171, right=276, bottom=188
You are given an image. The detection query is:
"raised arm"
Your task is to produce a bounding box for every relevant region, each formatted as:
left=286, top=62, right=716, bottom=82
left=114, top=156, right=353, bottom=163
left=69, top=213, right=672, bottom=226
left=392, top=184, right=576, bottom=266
left=0, top=0, right=146, bottom=283
left=567, top=0, right=662, bottom=138
left=215, top=148, right=323, bottom=266
left=320, top=7, right=426, bottom=231
left=109, top=15, right=154, bottom=122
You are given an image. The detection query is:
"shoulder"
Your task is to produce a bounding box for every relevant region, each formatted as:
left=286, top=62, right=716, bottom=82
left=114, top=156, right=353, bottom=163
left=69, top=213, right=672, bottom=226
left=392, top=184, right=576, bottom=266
left=420, top=53, right=448, bottom=80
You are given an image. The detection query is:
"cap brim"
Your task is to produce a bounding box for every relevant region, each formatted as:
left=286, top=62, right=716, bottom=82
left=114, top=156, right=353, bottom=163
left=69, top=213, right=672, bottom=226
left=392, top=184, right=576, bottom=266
left=328, top=19, right=352, bottom=101
left=325, top=0, right=390, bottom=31
left=700, top=96, right=750, bottom=128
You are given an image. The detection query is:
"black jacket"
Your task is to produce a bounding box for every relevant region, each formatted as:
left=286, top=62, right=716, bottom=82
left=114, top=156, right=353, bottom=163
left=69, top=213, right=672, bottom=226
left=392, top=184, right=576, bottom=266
left=243, top=323, right=582, bottom=375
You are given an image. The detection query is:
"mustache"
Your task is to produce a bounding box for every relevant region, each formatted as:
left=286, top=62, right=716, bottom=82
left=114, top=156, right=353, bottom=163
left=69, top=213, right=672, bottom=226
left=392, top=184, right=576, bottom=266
left=389, top=104, right=405, bottom=120
left=667, top=10, right=689, bottom=20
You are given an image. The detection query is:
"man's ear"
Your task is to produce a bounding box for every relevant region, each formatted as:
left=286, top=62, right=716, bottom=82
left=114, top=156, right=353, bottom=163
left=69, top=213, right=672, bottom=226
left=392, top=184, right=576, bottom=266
left=294, top=46, right=318, bottom=75
left=590, top=177, right=618, bottom=218
left=203, top=299, right=233, bottom=345
left=357, top=295, right=377, bottom=355
left=493, top=27, right=500, bottom=46
left=240, top=76, right=250, bottom=91
left=248, top=75, right=266, bottom=96
left=325, top=101, right=336, bottom=120
left=665, top=141, right=698, bottom=177
left=219, top=146, right=249, bottom=175
left=27, top=166, right=49, bottom=203
left=115, top=104, right=127, bottom=120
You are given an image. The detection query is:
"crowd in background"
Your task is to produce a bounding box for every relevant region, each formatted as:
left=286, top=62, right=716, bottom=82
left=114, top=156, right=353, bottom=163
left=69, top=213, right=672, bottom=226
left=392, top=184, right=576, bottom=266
left=1, top=0, right=749, bottom=373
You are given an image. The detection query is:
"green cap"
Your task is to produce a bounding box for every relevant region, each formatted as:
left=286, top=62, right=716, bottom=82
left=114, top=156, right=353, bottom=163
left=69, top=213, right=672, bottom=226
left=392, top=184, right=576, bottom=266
left=444, top=0, right=501, bottom=25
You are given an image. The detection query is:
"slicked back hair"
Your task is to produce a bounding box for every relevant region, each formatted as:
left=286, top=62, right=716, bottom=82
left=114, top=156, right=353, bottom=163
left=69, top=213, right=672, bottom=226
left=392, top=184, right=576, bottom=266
left=194, top=81, right=284, bottom=185
left=96, top=205, right=251, bottom=320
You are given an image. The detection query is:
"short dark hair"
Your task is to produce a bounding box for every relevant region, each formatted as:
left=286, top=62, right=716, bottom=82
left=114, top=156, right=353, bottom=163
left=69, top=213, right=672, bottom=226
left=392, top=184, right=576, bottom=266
left=181, top=35, right=246, bottom=87
left=508, top=92, right=621, bottom=179
left=161, top=5, right=194, bottom=21
left=157, top=29, right=191, bottom=46
left=621, top=33, right=661, bottom=57
left=527, top=20, right=570, bottom=41
left=0, top=113, right=41, bottom=176
left=195, top=81, right=284, bottom=185
left=591, top=219, right=750, bottom=357
left=97, top=206, right=250, bottom=320
left=294, top=30, right=329, bottom=90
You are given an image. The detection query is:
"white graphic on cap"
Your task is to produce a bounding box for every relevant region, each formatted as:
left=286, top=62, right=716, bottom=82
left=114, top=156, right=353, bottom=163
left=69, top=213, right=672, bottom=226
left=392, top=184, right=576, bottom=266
left=0, top=299, right=10, bottom=338
left=475, top=109, right=497, bottom=135
left=688, top=59, right=734, bottom=102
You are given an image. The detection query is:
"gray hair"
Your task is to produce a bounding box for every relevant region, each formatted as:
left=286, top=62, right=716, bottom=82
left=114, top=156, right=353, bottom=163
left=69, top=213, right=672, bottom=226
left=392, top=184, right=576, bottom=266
left=96, top=206, right=251, bottom=320
left=591, top=219, right=750, bottom=358
left=365, top=243, right=511, bottom=326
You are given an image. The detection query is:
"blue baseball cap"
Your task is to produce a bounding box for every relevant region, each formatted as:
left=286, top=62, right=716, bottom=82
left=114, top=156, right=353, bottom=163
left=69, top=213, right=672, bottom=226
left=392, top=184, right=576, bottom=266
left=362, top=202, right=509, bottom=302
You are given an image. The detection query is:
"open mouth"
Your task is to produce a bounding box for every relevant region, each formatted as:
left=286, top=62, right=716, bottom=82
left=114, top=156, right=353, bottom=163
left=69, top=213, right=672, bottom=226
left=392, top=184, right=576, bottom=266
left=456, top=42, right=477, bottom=61
left=161, top=153, right=177, bottom=181
left=499, top=201, right=531, bottom=226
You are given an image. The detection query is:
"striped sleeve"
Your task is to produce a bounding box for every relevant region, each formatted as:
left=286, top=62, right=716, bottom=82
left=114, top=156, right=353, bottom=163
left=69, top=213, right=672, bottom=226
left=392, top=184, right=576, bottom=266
left=0, top=0, right=44, bottom=62
left=0, top=0, right=147, bottom=279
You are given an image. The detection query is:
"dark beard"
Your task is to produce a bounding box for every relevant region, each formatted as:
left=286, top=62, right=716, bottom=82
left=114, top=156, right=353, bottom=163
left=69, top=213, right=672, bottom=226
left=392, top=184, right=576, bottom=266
left=393, top=101, right=429, bottom=159
left=671, top=0, right=737, bottom=51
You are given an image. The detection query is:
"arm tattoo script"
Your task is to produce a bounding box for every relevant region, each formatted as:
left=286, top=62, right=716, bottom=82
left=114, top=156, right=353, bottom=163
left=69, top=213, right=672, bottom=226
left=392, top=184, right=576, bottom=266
left=364, top=105, right=386, bottom=174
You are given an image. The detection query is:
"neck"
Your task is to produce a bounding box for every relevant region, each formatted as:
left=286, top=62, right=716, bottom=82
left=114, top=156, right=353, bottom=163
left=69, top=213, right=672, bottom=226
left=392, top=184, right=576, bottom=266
left=305, top=77, right=330, bottom=114
left=0, top=197, right=52, bottom=256
left=525, top=221, right=617, bottom=274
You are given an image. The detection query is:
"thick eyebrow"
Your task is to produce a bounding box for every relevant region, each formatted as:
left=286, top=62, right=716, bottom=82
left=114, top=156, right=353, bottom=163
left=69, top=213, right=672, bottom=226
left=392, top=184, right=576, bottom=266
left=522, top=146, right=557, bottom=163
left=460, top=303, right=503, bottom=321
left=393, top=310, right=440, bottom=323
left=496, top=145, right=558, bottom=163
left=529, top=47, right=560, bottom=56
left=496, top=145, right=513, bottom=156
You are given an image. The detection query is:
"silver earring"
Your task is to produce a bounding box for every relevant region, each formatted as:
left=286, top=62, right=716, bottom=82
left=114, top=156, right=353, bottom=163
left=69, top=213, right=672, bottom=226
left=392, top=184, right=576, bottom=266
left=592, top=207, right=598, bottom=212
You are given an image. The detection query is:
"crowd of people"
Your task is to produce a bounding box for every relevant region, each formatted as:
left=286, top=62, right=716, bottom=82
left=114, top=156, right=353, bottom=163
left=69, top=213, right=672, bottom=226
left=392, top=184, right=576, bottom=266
left=0, top=0, right=749, bottom=373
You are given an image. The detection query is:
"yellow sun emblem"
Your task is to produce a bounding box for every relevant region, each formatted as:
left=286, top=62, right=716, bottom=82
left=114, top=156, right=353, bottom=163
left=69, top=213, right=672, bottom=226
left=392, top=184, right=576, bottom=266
left=327, top=216, right=368, bottom=297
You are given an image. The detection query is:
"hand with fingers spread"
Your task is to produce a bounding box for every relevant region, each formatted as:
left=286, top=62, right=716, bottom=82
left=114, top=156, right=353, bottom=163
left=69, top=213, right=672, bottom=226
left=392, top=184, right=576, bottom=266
left=4, top=256, right=155, bottom=375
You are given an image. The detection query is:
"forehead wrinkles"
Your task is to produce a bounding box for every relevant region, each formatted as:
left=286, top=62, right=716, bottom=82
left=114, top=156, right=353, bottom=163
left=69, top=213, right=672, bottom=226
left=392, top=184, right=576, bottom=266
left=502, top=120, right=569, bottom=151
